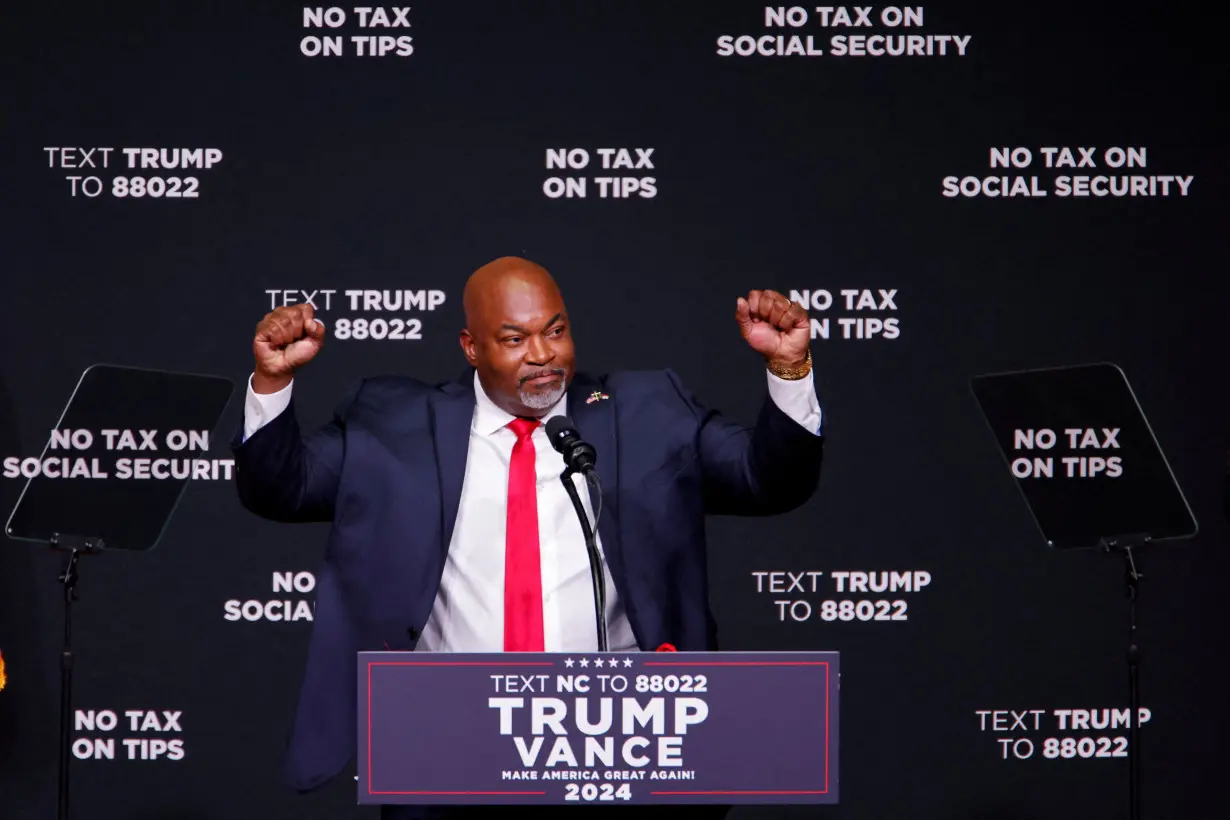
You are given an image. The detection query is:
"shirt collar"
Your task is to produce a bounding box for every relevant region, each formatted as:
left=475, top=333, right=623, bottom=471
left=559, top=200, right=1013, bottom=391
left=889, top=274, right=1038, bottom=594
left=472, top=370, right=569, bottom=437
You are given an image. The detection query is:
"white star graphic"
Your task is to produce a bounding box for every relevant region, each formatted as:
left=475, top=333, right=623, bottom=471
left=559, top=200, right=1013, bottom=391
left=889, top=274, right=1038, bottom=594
left=623, top=658, right=633, bottom=667
left=593, top=658, right=605, bottom=668
left=564, top=658, right=575, bottom=668
left=579, top=658, right=589, bottom=667
left=608, top=657, right=619, bottom=667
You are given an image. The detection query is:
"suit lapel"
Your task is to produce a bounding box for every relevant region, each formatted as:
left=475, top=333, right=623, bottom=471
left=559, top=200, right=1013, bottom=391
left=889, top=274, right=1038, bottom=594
left=429, top=370, right=476, bottom=554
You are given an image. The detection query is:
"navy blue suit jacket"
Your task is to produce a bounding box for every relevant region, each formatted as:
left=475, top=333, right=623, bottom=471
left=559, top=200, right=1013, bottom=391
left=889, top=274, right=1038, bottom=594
left=232, top=367, right=824, bottom=792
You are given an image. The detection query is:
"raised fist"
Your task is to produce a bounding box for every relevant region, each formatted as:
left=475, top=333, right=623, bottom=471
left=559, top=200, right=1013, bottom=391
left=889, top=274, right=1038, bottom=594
left=735, top=289, right=810, bottom=368
left=252, top=304, right=326, bottom=392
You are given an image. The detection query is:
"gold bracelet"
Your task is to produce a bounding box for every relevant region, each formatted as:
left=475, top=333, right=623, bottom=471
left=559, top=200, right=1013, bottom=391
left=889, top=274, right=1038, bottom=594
left=766, top=348, right=812, bottom=380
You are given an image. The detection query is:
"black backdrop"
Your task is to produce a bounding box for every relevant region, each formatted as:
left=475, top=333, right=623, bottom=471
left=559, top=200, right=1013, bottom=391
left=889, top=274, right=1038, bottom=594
left=2, top=1, right=1226, bottom=818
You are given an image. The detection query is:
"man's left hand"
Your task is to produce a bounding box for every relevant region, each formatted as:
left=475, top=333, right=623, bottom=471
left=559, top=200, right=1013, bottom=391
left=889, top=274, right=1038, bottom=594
left=736, top=289, right=811, bottom=368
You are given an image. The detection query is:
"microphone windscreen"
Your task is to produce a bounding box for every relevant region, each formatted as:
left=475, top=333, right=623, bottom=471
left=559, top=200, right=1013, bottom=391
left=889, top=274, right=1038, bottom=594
left=545, top=416, right=576, bottom=453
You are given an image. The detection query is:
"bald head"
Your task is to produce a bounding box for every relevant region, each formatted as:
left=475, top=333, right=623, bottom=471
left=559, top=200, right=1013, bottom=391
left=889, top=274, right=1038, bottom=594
left=462, top=256, right=560, bottom=332
left=459, top=257, right=576, bottom=417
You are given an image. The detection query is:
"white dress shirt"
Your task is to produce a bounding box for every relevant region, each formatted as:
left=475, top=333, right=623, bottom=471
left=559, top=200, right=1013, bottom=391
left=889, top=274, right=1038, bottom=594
left=242, top=369, right=822, bottom=652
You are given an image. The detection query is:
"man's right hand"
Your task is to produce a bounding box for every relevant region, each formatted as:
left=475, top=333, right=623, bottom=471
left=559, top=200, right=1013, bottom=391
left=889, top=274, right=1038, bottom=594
left=252, top=304, right=326, bottom=393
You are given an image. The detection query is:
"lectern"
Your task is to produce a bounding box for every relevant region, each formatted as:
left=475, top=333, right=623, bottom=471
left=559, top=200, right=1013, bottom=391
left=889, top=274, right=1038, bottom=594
left=358, top=650, right=839, bottom=807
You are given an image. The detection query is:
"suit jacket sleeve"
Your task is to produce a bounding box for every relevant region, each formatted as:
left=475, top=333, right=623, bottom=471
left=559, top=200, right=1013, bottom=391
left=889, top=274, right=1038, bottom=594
left=663, top=369, right=824, bottom=516
left=231, top=379, right=365, bottom=523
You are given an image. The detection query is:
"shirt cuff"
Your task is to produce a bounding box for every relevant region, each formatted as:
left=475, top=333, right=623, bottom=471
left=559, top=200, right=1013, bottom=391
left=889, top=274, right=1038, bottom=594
left=243, top=374, right=294, bottom=441
left=765, top=369, right=822, bottom=435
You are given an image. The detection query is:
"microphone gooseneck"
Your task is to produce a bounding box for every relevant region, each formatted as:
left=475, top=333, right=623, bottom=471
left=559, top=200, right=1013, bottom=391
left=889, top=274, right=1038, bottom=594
left=546, top=415, right=608, bottom=651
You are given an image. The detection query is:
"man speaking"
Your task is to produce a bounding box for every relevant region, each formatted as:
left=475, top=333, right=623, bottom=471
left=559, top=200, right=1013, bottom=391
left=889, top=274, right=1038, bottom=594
left=233, top=257, right=825, bottom=818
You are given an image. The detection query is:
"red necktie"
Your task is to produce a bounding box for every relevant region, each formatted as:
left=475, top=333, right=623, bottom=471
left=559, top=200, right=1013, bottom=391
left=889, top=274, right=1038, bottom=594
left=504, top=418, right=544, bottom=651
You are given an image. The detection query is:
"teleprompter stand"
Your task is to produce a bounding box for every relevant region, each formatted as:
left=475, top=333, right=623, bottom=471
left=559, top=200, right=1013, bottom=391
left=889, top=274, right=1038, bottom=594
left=5, top=365, right=233, bottom=820
left=971, top=363, right=1198, bottom=820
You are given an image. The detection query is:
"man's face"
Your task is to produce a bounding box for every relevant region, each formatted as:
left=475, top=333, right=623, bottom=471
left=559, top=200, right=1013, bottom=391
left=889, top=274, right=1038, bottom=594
left=462, top=274, right=576, bottom=417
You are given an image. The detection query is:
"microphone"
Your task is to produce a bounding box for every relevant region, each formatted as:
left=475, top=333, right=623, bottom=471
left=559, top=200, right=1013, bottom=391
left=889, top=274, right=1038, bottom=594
left=545, top=415, right=608, bottom=651
left=545, top=416, right=597, bottom=475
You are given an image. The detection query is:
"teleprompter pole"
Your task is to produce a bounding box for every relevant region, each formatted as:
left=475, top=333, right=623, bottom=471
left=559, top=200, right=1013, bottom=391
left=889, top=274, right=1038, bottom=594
left=1102, top=535, right=1146, bottom=820
left=50, top=534, right=104, bottom=820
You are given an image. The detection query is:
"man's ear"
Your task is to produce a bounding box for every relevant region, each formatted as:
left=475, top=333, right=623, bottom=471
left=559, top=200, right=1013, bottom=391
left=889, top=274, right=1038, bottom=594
left=459, top=329, right=477, bottom=365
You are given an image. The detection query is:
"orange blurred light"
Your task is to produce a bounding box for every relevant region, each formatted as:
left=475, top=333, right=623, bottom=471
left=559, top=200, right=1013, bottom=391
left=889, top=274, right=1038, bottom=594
left=0, top=649, right=7, bottom=691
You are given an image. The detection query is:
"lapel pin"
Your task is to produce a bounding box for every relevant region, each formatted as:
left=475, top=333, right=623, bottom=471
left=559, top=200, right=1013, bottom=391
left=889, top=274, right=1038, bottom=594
left=586, top=391, right=609, bottom=404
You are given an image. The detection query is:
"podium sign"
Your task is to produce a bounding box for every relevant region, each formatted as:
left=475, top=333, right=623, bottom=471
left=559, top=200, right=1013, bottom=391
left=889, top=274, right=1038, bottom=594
left=358, top=651, right=839, bottom=806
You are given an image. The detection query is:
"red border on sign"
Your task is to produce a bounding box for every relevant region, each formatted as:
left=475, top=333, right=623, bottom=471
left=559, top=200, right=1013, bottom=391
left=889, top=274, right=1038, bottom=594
left=365, top=658, right=832, bottom=798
